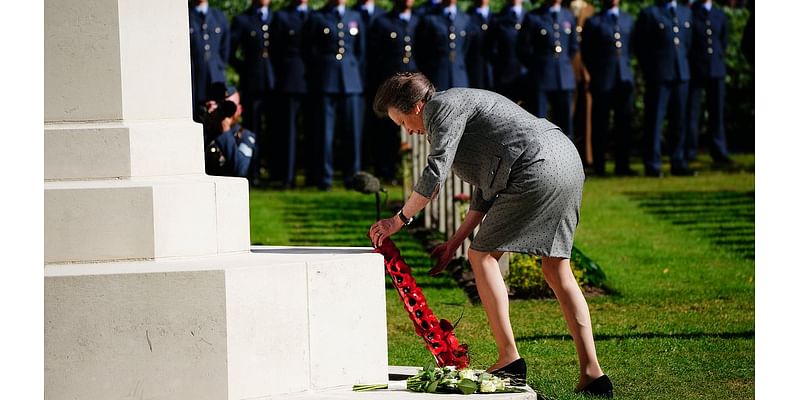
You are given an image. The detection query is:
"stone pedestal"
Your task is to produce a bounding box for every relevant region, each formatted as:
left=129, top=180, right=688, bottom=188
left=44, top=1, right=389, bottom=399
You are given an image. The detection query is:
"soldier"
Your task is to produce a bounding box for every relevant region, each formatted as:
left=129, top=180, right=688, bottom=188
left=188, top=0, right=230, bottom=122
left=569, top=0, right=595, bottom=168
left=366, top=0, right=419, bottom=183
left=203, top=83, right=257, bottom=180
left=517, top=0, right=579, bottom=140
left=304, top=0, right=366, bottom=190
left=230, top=0, right=276, bottom=184
left=633, top=0, right=694, bottom=177
left=686, top=0, right=732, bottom=165
left=486, top=0, right=527, bottom=104
left=466, top=0, right=494, bottom=90
left=581, top=0, right=635, bottom=176
left=270, top=0, right=311, bottom=188
left=414, top=0, right=474, bottom=90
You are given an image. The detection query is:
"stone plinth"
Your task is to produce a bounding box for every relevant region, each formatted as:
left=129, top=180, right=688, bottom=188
left=45, top=248, right=388, bottom=400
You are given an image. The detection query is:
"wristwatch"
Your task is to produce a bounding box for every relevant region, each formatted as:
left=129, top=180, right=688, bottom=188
left=397, top=209, right=414, bottom=226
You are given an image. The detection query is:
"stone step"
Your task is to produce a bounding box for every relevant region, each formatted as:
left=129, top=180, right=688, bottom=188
left=268, top=366, right=537, bottom=400
left=45, top=247, right=388, bottom=400
left=44, top=175, right=250, bottom=263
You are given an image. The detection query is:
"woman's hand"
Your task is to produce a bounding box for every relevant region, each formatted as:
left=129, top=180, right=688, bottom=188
left=429, top=241, right=458, bottom=276
left=369, top=215, right=403, bottom=248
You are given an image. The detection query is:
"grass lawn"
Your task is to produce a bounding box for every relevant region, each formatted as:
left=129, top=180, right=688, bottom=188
left=249, top=155, right=755, bottom=400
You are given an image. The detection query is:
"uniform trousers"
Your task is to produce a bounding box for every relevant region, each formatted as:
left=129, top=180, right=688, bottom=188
left=591, top=80, right=633, bottom=174
left=643, top=80, right=689, bottom=172
left=312, top=93, right=363, bottom=188
left=532, top=90, right=574, bottom=141
left=273, top=94, right=304, bottom=187
left=687, top=77, right=729, bottom=161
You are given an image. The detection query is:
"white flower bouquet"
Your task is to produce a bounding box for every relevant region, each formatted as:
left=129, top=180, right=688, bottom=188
left=405, top=364, right=525, bottom=395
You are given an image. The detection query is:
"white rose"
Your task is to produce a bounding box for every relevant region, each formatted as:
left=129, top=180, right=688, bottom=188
left=480, top=380, right=497, bottom=393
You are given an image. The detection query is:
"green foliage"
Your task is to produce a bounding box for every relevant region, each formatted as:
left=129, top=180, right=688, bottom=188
left=505, top=252, right=599, bottom=298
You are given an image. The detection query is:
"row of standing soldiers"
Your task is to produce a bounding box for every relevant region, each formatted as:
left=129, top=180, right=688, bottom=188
left=190, top=0, right=740, bottom=187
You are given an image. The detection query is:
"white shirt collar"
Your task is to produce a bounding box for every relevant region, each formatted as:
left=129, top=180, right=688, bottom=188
left=477, top=6, right=489, bottom=19
left=336, top=5, right=346, bottom=15
left=549, top=5, right=561, bottom=14
left=297, top=4, right=308, bottom=12
left=258, top=6, right=269, bottom=16
left=512, top=5, right=523, bottom=16
left=399, top=10, right=412, bottom=21
left=362, top=3, right=375, bottom=14
left=195, top=4, right=209, bottom=14
left=445, top=5, right=458, bottom=15
left=703, top=2, right=712, bottom=11
left=608, top=6, right=619, bottom=16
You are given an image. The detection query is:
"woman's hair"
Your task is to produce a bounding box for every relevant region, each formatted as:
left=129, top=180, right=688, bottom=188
left=372, top=72, right=436, bottom=117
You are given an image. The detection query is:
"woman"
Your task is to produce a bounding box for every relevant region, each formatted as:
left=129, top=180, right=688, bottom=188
left=368, top=72, right=613, bottom=397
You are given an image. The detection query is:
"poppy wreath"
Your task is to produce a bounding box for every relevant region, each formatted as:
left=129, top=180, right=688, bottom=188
left=376, top=238, right=470, bottom=369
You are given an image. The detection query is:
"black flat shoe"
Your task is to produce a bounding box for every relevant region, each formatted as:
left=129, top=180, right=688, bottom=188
left=577, top=375, right=613, bottom=398
left=491, top=358, right=527, bottom=386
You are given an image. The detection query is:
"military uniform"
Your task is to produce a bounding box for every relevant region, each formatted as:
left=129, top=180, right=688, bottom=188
left=230, top=5, right=276, bottom=182
left=466, top=5, right=494, bottom=89
left=188, top=4, right=230, bottom=121
left=206, top=124, right=257, bottom=179
left=415, top=4, right=474, bottom=90
left=486, top=5, right=527, bottom=103
left=581, top=7, right=635, bottom=175
left=518, top=5, right=579, bottom=140
left=304, top=5, right=366, bottom=189
left=633, top=0, right=693, bottom=176
left=270, top=4, right=311, bottom=188
left=687, top=1, right=730, bottom=163
left=366, top=9, right=420, bottom=181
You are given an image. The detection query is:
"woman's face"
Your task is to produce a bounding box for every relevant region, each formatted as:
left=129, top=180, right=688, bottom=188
left=387, top=102, right=426, bottom=135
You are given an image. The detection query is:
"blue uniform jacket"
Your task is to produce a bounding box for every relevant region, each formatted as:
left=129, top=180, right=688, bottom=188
left=230, top=7, right=276, bottom=94
left=581, top=10, right=635, bottom=92
left=189, top=6, right=230, bottom=103
left=689, top=3, right=728, bottom=80
left=414, top=7, right=474, bottom=90
left=633, top=3, right=693, bottom=83
left=466, top=7, right=494, bottom=89
left=213, top=124, right=257, bottom=178
left=304, top=6, right=366, bottom=94
left=272, top=7, right=309, bottom=94
left=367, top=11, right=420, bottom=87
left=486, top=6, right=526, bottom=89
left=517, top=7, right=578, bottom=91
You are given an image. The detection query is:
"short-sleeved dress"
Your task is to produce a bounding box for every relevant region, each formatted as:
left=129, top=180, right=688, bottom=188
left=413, top=88, right=584, bottom=258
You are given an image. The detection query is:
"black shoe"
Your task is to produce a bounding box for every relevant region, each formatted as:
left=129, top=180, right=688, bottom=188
left=671, top=166, right=697, bottom=176
left=577, top=375, right=613, bottom=398
left=645, top=168, right=663, bottom=178
left=491, top=358, right=527, bottom=386
left=711, top=157, right=735, bottom=169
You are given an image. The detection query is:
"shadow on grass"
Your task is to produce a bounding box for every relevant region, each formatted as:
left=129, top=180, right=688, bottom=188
left=625, top=190, right=754, bottom=259
left=517, top=329, right=754, bottom=342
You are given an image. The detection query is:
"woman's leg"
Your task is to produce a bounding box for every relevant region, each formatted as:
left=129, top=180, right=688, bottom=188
left=541, top=256, right=604, bottom=389
left=468, top=248, right=520, bottom=370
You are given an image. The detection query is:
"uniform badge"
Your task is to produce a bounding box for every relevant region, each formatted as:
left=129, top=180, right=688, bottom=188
left=349, top=21, right=359, bottom=36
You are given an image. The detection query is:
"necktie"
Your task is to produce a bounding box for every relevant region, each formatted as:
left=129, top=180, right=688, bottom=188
left=669, top=6, right=676, bottom=18
left=611, top=13, right=618, bottom=25
left=551, top=11, right=559, bottom=22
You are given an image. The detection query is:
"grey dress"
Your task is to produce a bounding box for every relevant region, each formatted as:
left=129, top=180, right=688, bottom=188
left=414, top=88, right=584, bottom=258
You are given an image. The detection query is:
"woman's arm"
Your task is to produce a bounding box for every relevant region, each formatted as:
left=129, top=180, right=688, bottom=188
left=429, top=209, right=485, bottom=275
left=369, top=190, right=432, bottom=248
